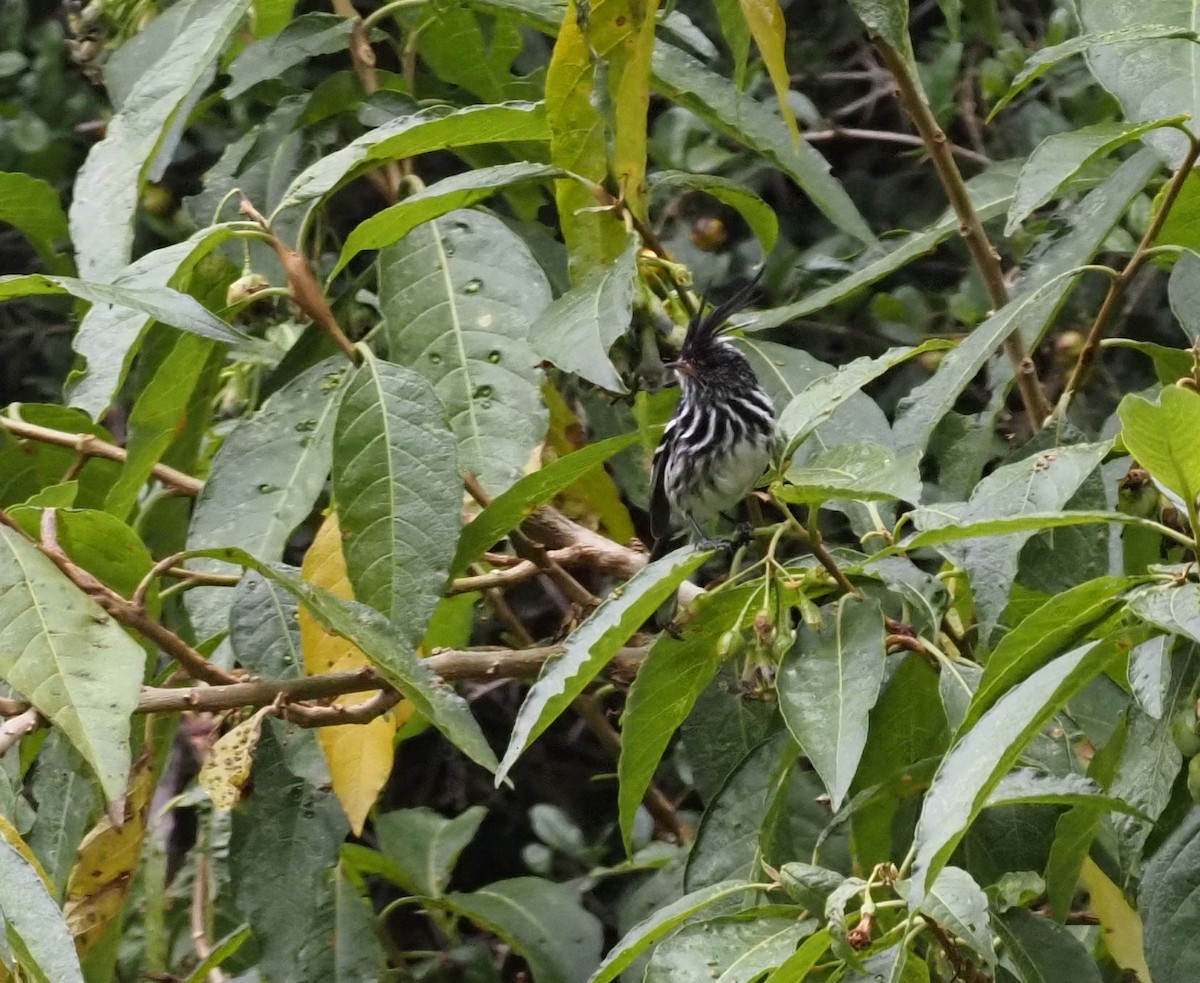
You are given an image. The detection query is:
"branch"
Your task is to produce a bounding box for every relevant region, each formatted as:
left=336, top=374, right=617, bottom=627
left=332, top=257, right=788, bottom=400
left=872, top=38, right=1052, bottom=426
left=0, top=708, right=42, bottom=756
left=803, top=125, right=990, bottom=166
left=0, top=416, right=203, bottom=496
left=1053, top=132, right=1200, bottom=421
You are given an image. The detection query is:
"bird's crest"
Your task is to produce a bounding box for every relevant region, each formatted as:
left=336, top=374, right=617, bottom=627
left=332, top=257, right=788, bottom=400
left=681, top=268, right=765, bottom=357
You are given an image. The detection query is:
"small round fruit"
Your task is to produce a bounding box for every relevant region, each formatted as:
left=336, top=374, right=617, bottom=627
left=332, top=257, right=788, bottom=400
left=140, top=183, right=174, bottom=216
left=226, top=273, right=272, bottom=312
left=689, top=217, right=727, bottom=252
left=1171, top=707, right=1200, bottom=758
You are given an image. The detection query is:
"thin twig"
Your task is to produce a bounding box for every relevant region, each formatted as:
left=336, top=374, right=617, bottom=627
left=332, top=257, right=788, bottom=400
left=1053, top=131, right=1200, bottom=422
left=803, top=125, right=990, bottom=166
left=872, top=36, right=1051, bottom=426
left=0, top=708, right=42, bottom=756
left=0, top=416, right=202, bottom=495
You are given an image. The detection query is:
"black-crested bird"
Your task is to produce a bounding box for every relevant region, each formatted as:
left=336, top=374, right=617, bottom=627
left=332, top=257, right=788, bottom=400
left=649, top=275, right=777, bottom=559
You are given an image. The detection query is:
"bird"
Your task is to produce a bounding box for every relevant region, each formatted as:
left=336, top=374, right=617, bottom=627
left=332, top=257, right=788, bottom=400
left=649, top=274, right=777, bottom=560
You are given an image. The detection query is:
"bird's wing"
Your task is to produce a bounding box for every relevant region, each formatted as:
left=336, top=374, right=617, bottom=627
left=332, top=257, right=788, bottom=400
left=648, top=432, right=673, bottom=556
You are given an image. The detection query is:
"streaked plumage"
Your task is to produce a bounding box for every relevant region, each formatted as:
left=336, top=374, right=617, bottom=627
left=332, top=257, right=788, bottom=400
left=649, top=278, right=776, bottom=559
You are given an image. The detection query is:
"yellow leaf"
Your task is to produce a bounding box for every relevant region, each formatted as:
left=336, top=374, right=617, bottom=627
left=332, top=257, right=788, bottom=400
left=198, top=705, right=271, bottom=811
left=546, top=0, right=655, bottom=272
left=738, top=0, right=801, bottom=144
left=300, top=513, right=405, bottom=835
left=64, top=753, right=153, bottom=954
left=1079, top=857, right=1152, bottom=982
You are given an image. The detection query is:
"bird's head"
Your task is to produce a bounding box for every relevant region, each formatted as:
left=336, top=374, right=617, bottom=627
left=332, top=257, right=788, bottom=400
left=668, top=271, right=763, bottom=390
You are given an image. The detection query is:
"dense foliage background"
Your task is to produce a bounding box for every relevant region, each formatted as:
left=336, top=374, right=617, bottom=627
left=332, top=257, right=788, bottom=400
left=7, top=0, right=1200, bottom=980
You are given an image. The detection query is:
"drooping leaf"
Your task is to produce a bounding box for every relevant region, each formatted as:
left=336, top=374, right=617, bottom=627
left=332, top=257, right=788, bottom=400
left=894, top=149, right=1161, bottom=450
left=63, top=754, right=153, bottom=953
left=737, top=0, right=800, bottom=144
left=1129, top=634, right=1172, bottom=719
left=1007, top=117, right=1187, bottom=234
left=68, top=0, right=251, bottom=280
left=644, top=909, right=816, bottom=983
left=779, top=443, right=922, bottom=506
left=185, top=357, right=349, bottom=641
left=333, top=350, right=459, bottom=638
left=0, top=527, right=143, bottom=803
left=686, top=731, right=798, bottom=891
left=1139, top=807, right=1200, bottom=983
left=1128, top=581, right=1200, bottom=645
left=300, top=514, right=405, bottom=836
left=760, top=930, right=833, bottom=983
left=229, top=568, right=305, bottom=679
left=989, top=24, right=1199, bottom=120
left=984, top=769, right=1144, bottom=816
left=1079, top=858, right=1153, bottom=983
left=25, top=733, right=97, bottom=898
left=0, top=830, right=84, bottom=983
left=276, top=101, right=549, bottom=214
left=777, top=597, right=886, bottom=810
left=617, top=588, right=750, bottom=851
left=334, top=162, right=569, bottom=275
left=911, top=441, right=1112, bottom=643
left=995, top=907, right=1103, bottom=983
left=1119, top=386, right=1200, bottom=518
left=379, top=209, right=549, bottom=494
left=374, top=806, right=487, bottom=898
left=908, top=635, right=1126, bottom=905
left=225, top=12, right=354, bottom=98
left=586, top=880, right=759, bottom=983
left=0, top=172, right=69, bottom=271
left=912, top=867, right=995, bottom=966
left=435, top=878, right=603, bottom=983
left=1078, top=2, right=1200, bottom=166
left=452, top=431, right=640, bottom=575
left=528, top=237, right=638, bottom=393
left=496, top=546, right=712, bottom=784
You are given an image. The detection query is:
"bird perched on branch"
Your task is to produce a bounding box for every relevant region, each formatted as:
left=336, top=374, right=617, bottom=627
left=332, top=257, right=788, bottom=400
left=649, top=274, right=777, bottom=560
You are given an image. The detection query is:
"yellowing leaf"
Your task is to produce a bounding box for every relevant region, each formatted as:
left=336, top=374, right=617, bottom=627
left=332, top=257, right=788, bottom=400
left=1080, top=857, right=1152, bottom=982
left=300, top=513, right=406, bottom=835
left=198, top=706, right=272, bottom=811
left=738, top=0, right=800, bottom=144
left=64, top=753, right=153, bottom=953
left=546, top=0, right=653, bottom=271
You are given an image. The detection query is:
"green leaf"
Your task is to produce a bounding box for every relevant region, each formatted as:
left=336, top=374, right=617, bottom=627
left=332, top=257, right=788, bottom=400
left=1140, top=806, right=1200, bottom=983
left=276, top=101, right=548, bottom=215
left=182, top=926, right=252, bottom=983
left=985, top=769, right=1145, bottom=817
left=779, top=443, right=921, bottom=505
left=586, top=881, right=759, bottom=983
left=617, top=589, right=745, bottom=852
left=844, top=0, right=911, bottom=56
left=908, top=635, right=1125, bottom=906
left=229, top=568, right=304, bottom=680
left=0, top=274, right=247, bottom=346
left=105, top=332, right=215, bottom=520
left=649, top=171, right=779, bottom=252
left=778, top=342, right=948, bottom=460
left=1078, top=2, right=1200, bottom=166
left=989, top=24, right=1199, bottom=120
left=225, top=12, right=353, bottom=98
left=416, top=4, right=527, bottom=101
left=379, top=209, right=549, bottom=494
left=0, top=832, right=84, bottom=983
left=435, top=878, right=603, bottom=983
left=777, top=597, right=886, bottom=810
left=333, top=352, right=459, bottom=642
left=737, top=0, right=800, bottom=145
left=900, top=510, right=1159, bottom=549
left=1007, top=117, right=1187, bottom=234
left=1128, top=581, right=1200, bottom=645
left=25, top=733, right=97, bottom=898
left=894, top=149, right=1161, bottom=451
left=681, top=665, right=777, bottom=803
left=0, top=527, right=143, bottom=802
left=751, top=162, right=1022, bottom=330
left=65, top=224, right=241, bottom=418
left=451, top=431, right=640, bottom=575
left=528, top=236, right=638, bottom=393
left=1129, top=634, right=1172, bottom=719
left=842, top=943, right=929, bottom=983
left=995, top=907, right=1103, bottom=983
left=910, top=441, right=1111, bottom=642
left=914, top=867, right=995, bottom=966
left=686, top=731, right=798, bottom=890
left=959, top=576, right=1135, bottom=734
left=1119, top=386, right=1200, bottom=515
left=0, top=172, right=68, bottom=271
left=496, top=546, right=712, bottom=783
left=195, top=549, right=499, bottom=773
left=644, top=909, right=816, bottom=983
left=228, top=725, right=353, bottom=982
left=375, top=806, right=487, bottom=898
left=1168, top=249, right=1200, bottom=343
left=185, top=357, right=349, bottom=641
left=68, top=0, right=252, bottom=280
left=1103, top=338, right=1194, bottom=384
left=333, top=162, right=567, bottom=276
left=761, top=930, right=832, bottom=983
